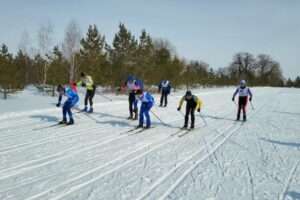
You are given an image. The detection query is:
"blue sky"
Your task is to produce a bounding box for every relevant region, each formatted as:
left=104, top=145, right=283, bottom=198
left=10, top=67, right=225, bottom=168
left=1, top=0, right=299, bottom=78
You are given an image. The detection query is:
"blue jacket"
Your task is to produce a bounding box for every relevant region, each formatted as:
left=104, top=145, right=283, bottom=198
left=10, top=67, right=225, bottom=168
left=126, top=75, right=144, bottom=91
left=64, top=87, right=79, bottom=106
left=139, top=92, right=154, bottom=107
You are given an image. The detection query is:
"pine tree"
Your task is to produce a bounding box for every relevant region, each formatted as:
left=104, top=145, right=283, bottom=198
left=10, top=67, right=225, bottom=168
left=79, top=24, right=107, bottom=85
left=47, top=46, right=69, bottom=86
left=136, top=30, right=154, bottom=83
left=109, top=23, right=138, bottom=87
left=14, top=50, right=30, bottom=88
left=0, top=44, right=14, bottom=89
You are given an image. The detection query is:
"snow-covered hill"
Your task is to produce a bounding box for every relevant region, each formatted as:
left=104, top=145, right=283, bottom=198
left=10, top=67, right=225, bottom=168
left=0, top=87, right=299, bottom=200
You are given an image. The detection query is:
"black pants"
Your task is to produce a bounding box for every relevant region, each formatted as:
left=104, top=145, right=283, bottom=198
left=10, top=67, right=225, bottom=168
left=237, top=96, right=248, bottom=120
left=129, top=92, right=138, bottom=117
left=160, top=91, right=168, bottom=106
left=84, top=89, right=95, bottom=107
left=185, top=105, right=196, bottom=127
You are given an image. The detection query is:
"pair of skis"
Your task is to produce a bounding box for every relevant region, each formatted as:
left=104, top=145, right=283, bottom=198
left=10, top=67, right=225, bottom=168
left=32, top=122, right=69, bottom=131
left=171, top=128, right=196, bottom=137
left=122, top=126, right=155, bottom=135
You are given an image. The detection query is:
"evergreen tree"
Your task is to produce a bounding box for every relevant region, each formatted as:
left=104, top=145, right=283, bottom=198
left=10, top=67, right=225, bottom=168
left=0, top=44, right=17, bottom=90
left=295, top=76, right=300, bottom=88
left=109, top=23, right=138, bottom=86
left=47, top=46, right=69, bottom=85
left=286, top=78, right=294, bottom=87
left=14, top=50, right=30, bottom=88
left=136, top=30, right=154, bottom=83
left=79, top=24, right=107, bottom=85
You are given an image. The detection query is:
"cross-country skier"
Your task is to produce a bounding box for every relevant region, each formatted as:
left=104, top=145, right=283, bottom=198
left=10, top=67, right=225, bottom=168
left=57, top=83, right=79, bottom=125
left=177, top=90, right=203, bottom=129
left=56, top=84, right=64, bottom=107
left=125, top=76, right=142, bottom=120
left=136, top=89, right=155, bottom=129
left=158, top=80, right=171, bottom=107
left=77, top=72, right=96, bottom=113
left=232, top=80, right=253, bottom=121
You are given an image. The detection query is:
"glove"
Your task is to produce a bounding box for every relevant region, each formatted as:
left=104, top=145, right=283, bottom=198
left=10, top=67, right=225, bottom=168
left=177, top=107, right=181, bottom=111
left=56, top=103, right=61, bottom=107
left=197, top=108, right=201, bottom=113
left=232, top=97, right=235, bottom=101
left=249, top=97, right=252, bottom=102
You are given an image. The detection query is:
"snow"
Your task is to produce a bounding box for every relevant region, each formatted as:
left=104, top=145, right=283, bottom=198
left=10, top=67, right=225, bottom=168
left=0, top=87, right=299, bottom=200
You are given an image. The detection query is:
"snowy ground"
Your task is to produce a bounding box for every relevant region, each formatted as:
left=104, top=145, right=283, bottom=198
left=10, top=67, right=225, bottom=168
left=0, top=87, right=299, bottom=200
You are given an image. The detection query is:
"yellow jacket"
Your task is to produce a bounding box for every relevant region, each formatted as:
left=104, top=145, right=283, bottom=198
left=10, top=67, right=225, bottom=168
left=178, top=95, right=203, bottom=110
left=77, top=75, right=94, bottom=91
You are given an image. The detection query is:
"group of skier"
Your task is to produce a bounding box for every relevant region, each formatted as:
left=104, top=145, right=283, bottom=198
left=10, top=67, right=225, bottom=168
left=55, top=73, right=253, bottom=129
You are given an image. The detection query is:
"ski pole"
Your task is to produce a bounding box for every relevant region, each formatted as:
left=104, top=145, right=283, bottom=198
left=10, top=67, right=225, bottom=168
left=199, top=113, right=208, bottom=126
left=250, top=101, right=255, bottom=110
left=233, top=100, right=237, bottom=106
left=150, top=110, right=167, bottom=125
left=179, top=110, right=185, bottom=117
left=99, top=93, right=113, bottom=101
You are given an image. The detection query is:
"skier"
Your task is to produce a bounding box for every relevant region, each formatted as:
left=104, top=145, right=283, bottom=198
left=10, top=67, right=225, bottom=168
left=177, top=90, right=203, bottom=129
left=56, top=84, right=64, bottom=107
left=125, top=76, right=142, bottom=120
left=136, top=89, right=155, bottom=129
left=77, top=72, right=96, bottom=113
left=232, top=80, right=253, bottom=121
left=57, top=83, right=79, bottom=125
left=158, top=80, right=171, bottom=107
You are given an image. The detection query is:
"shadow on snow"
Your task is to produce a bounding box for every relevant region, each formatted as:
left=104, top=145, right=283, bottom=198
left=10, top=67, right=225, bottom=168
left=260, top=138, right=300, bottom=149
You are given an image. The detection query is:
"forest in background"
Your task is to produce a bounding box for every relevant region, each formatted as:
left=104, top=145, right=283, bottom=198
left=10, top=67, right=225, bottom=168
left=1, top=21, right=299, bottom=93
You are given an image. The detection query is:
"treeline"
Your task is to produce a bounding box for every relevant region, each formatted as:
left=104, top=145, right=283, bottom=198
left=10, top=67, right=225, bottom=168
left=0, top=22, right=293, bottom=92
left=285, top=77, right=300, bottom=88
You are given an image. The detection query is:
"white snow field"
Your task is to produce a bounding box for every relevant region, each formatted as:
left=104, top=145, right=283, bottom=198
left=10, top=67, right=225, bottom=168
left=0, top=87, right=299, bottom=200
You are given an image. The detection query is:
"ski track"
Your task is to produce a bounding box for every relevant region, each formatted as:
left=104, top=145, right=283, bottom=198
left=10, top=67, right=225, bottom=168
left=0, top=88, right=299, bottom=200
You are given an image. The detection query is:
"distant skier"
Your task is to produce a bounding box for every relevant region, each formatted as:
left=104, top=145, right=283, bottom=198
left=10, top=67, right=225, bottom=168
left=77, top=72, right=96, bottom=113
left=158, top=80, right=171, bottom=107
left=125, top=76, right=142, bottom=120
left=56, top=84, right=64, bottom=107
left=136, top=89, right=155, bottom=129
left=57, top=83, right=79, bottom=125
left=232, top=80, right=253, bottom=121
left=177, top=90, right=203, bottom=129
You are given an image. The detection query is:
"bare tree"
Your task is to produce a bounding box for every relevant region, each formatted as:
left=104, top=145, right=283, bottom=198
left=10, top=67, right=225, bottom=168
left=18, top=30, right=31, bottom=55
left=62, top=20, right=82, bottom=81
left=229, top=52, right=256, bottom=81
left=37, top=21, right=54, bottom=84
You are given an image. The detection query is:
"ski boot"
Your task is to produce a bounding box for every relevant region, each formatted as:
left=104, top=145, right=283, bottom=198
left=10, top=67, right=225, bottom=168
left=136, top=124, right=143, bottom=129
left=181, top=125, right=188, bottom=130
left=59, top=119, right=67, bottom=125
left=190, top=124, right=194, bottom=129
left=88, top=107, right=93, bottom=113
left=243, top=115, right=247, bottom=122
left=127, top=114, right=133, bottom=120
left=82, top=106, right=88, bottom=112
left=145, top=124, right=151, bottom=129
left=67, top=118, right=74, bottom=125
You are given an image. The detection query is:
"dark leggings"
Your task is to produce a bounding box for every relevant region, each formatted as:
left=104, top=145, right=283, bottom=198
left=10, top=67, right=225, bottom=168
left=237, top=96, right=248, bottom=119
left=129, top=92, right=138, bottom=117
left=84, top=89, right=95, bottom=107
left=185, top=105, right=195, bottom=127
left=160, top=91, right=168, bottom=106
